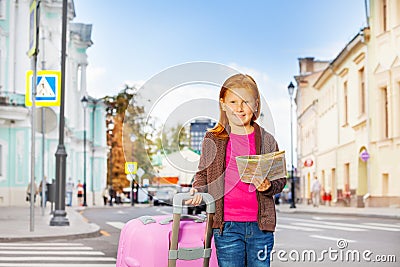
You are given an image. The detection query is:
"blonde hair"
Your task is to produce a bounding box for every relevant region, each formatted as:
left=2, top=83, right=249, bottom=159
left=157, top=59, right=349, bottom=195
left=209, top=74, right=261, bottom=138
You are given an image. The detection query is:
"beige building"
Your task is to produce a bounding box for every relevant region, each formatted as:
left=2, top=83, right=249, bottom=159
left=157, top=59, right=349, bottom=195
left=295, top=0, right=400, bottom=207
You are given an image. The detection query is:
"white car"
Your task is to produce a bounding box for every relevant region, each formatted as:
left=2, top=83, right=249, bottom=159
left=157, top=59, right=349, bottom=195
left=153, top=187, right=178, bottom=206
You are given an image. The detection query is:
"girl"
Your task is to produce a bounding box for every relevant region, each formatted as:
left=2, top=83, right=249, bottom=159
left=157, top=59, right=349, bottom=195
left=186, top=73, right=286, bottom=267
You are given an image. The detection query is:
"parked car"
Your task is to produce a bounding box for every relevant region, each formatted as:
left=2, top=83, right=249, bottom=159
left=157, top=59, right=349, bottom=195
left=153, top=187, right=178, bottom=206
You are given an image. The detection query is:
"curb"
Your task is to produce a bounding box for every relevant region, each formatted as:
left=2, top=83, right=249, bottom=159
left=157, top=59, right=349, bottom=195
left=0, top=225, right=101, bottom=243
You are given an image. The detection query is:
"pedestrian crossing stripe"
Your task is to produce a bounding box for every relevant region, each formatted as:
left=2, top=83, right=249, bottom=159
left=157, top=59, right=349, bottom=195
left=0, top=243, right=116, bottom=266
left=25, top=70, right=61, bottom=107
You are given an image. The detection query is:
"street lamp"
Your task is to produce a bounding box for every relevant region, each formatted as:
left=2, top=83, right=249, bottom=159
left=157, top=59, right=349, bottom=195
left=81, top=96, right=88, bottom=207
left=288, top=82, right=296, bottom=209
left=50, top=0, right=69, bottom=226
left=90, top=99, right=99, bottom=206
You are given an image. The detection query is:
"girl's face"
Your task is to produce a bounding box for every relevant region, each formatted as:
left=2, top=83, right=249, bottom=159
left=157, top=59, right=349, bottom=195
left=221, top=87, right=258, bottom=130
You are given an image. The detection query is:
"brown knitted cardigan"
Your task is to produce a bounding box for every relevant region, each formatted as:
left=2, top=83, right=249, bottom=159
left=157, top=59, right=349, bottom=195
left=193, top=123, right=287, bottom=232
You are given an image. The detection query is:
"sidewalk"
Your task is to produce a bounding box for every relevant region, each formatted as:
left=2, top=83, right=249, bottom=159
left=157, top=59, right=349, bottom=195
left=0, top=205, right=100, bottom=242
left=277, top=203, right=400, bottom=219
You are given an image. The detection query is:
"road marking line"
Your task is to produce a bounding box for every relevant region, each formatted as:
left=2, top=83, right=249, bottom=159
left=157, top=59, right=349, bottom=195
left=0, top=247, right=92, bottom=250
left=0, top=265, right=116, bottom=267
left=320, top=222, right=400, bottom=232
left=159, top=210, right=170, bottom=215
left=0, top=243, right=84, bottom=246
left=0, top=256, right=116, bottom=262
left=279, top=217, right=400, bottom=232
left=292, top=222, right=366, bottom=232
left=312, top=216, right=356, bottom=221
left=0, top=251, right=104, bottom=255
left=309, top=235, right=356, bottom=243
left=276, top=224, right=321, bottom=232
left=100, top=230, right=111, bottom=236
left=106, top=221, right=125, bottom=230
left=363, top=223, right=400, bottom=228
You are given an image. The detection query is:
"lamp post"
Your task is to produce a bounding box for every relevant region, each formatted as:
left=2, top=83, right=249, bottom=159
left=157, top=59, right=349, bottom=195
left=107, top=119, right=114, bottom=206
left=81, top=96, right=88, bottom=207
left=91, top=99, right=98, bottom=206
left=50, top=0, right=69, bottom=226
left=288, top=82, right=296, bottom=208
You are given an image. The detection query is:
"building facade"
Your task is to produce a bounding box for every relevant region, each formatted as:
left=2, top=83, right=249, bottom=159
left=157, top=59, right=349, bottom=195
left=295, top=0, right=400, bottom=207
left=189, top=119, right=216, bottom=154
left=0, top=0, right=107, bottom=206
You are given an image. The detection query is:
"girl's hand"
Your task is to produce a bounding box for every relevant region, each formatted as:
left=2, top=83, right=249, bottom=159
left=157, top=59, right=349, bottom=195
left=251, top=177, right=271, bottom=191
left=184, top=188, right=203, bottom=205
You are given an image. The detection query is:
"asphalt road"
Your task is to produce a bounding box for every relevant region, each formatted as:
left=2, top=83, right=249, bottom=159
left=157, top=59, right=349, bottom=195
left=2, top=204, right=399, bottom=266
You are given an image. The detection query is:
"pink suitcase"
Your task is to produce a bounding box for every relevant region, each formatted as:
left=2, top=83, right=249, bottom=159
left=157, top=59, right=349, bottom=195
left=116, top=193, right=219, bottom=267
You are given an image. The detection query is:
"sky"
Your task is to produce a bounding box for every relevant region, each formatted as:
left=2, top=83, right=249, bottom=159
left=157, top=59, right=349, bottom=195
left=73, top=0, right=367, bottom=167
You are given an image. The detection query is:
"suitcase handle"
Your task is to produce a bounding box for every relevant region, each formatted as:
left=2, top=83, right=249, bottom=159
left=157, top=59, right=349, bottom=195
left=169, top=193, right=215, bottom=267
left=172, top=192, right=215, bottom=215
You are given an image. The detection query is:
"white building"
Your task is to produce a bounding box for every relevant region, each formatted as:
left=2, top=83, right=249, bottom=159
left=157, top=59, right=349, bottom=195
left=295, top=0, right=400, bottom=207
left=0, top=0, right=107, bottom=206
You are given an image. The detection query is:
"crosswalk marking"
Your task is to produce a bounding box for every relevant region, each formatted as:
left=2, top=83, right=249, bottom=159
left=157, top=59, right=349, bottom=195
left=309, top=235, right=356, bottom=243
left=312, top=216, right=356, bottom=221
left=0, top=243, right=116, bottom=266
left=364, top=222, right=400, bottom=229
left=291, top=222, right=366, bottom=232
left=279, top=217, right=400, bottom=232
left=0, top=243, right=84, bottom=246
left=0, top=257, right=116, bottom=262
left=0, top=265, right=115, bottom=267
left=277, top=224, right=322, bottom=232
left=155, top=208, right=172, bottom=215
left=106, top=221, right=125, bottom=230
left=0, top=251, right=104, bottom=255
left=322, top=222, right=400, bottom=232
left=0, top=246, right=93, bottom=250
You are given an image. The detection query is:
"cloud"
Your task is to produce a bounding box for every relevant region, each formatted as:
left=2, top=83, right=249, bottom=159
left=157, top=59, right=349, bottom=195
left=86, top=65, right=110, bottom=98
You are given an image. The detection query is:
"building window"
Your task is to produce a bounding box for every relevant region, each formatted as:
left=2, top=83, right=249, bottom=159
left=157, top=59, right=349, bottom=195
left=343, top=81, right=348, bottom=125
left=381, top=0, right=388, bottom=32
left=398, top=82, right=400, bottom=137
left=0, top=0, right=5, bottom=20
left=344, top=163, right=350, bottom=193
left=381, top=87, right=389, bottom=139
left=382, top=173, right=389, bottom=196
left=397, top=0, right=400, bottom=26
left=359, top=68, right=366, bottom=115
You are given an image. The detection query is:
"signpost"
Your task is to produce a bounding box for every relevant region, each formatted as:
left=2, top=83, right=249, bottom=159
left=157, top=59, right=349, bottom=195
left=360, top=150, right=370, bottom=162
left=35, top=107, right=57, bottom=215
left=28, top=0, right=40, bottom=232
left=125, top=162, right=138, bottom=206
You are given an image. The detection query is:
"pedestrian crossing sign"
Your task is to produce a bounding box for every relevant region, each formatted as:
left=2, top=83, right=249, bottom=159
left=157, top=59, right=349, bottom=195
left=25, top=70, right=61, bottom=107
left=125, top=162, right=138, bottom=174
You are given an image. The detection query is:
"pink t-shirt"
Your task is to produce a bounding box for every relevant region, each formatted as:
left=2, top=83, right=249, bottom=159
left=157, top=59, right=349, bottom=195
left=224, top=131, right=258, bottom=222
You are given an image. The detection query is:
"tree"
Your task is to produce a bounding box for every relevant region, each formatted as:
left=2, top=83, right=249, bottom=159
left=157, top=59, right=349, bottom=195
left=104, top=85, right=156, bottom=192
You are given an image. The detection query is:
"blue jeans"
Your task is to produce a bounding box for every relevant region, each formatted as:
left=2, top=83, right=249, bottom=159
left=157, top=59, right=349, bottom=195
left=213, top=222, right=274, bottom=267
left=66, top=192, right=73, bottom=206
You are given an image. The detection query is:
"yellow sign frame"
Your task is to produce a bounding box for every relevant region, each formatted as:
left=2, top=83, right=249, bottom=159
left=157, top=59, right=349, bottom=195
left=28, top=0, right=37, bottom=57
left=125, top=162, right=138, bottom=174
left=25, top=70, right=61, bottom=107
